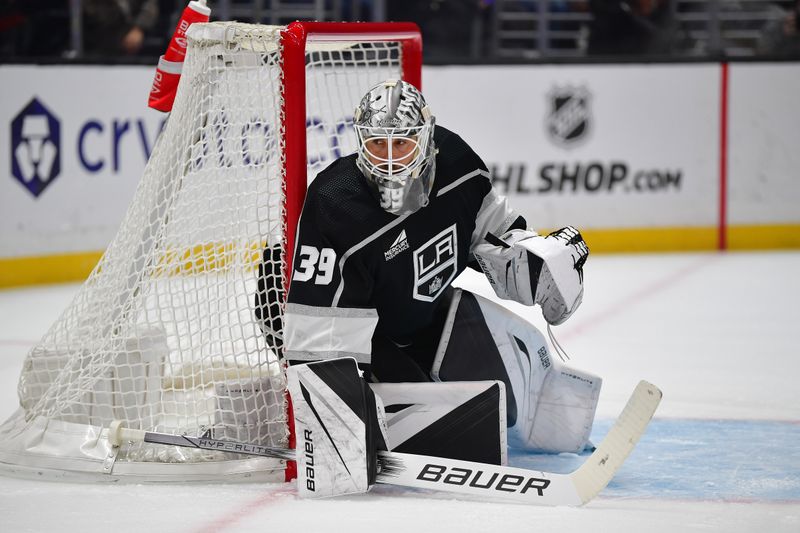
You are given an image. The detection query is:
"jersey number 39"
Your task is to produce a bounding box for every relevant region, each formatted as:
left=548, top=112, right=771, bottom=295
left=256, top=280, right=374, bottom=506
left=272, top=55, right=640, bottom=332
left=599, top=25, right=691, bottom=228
left=293, top=245, right=336, bottom=285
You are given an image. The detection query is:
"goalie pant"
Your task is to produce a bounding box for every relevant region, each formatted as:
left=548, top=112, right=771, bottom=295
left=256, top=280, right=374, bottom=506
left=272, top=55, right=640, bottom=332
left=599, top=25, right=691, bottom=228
left=369, top=286, right=601, bottom=455
left=337, top=284, right=601, bottom=457
left=286, top=358, right=388, bottom=498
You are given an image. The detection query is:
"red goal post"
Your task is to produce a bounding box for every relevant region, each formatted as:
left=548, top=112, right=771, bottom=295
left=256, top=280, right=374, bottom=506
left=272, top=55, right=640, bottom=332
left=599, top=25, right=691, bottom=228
left=281, top=21, right=422, bottom=291
left=281, top=21, right=422, bottom=482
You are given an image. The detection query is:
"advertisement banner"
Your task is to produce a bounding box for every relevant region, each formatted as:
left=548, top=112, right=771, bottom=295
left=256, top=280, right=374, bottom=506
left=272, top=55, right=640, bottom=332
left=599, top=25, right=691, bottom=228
left=1, top=65, right=165, bottom=258
left=2, top=62, right=799, bottom=286
left=423, top=64, right=721, bottom=232
left=728, top=63, right=800, bottom=226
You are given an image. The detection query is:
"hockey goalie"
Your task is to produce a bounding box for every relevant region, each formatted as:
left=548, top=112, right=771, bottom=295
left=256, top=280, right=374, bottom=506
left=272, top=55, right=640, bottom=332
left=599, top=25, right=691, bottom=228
left=256, top=80, right=599, bottom=498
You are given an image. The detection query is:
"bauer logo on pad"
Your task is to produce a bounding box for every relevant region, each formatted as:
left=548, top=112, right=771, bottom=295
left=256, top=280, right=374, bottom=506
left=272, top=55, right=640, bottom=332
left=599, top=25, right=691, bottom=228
left=10, top=97, right=62, bottom=198
left=412, top=224, right=457, bottom=302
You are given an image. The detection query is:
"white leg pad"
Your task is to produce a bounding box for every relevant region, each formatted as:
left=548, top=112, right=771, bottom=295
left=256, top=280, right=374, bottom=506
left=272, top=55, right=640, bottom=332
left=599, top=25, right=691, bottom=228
left=514, top=362, right=601, bottom=453
left=432, top=289, right=601, bottom=454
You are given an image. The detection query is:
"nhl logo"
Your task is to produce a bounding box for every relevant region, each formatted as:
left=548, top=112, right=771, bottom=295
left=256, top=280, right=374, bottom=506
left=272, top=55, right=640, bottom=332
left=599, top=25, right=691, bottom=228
left=546, top=86, right=591, bottom=147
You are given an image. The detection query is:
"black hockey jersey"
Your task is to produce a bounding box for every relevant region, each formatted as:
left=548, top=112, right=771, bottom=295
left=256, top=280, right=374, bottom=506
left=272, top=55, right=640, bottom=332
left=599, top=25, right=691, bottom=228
left=281, top=126, right=525, bottom=366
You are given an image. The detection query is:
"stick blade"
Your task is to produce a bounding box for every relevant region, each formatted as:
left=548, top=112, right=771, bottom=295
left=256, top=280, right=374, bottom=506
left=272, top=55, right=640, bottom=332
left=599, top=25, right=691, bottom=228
left=571, top=380, right=662, bottom=504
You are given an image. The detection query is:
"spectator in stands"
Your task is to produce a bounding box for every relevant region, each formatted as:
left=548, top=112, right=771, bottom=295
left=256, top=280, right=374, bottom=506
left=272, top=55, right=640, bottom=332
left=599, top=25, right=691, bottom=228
left=551, top=0, right=591, bottom=51
left=83, top=0, right=159, bottom=56
left=758, top=0, right=800, bottom=56
left=0, top=1, right=70, bottom=57
left=0, top=1, right=26, bottom=56
left=587, top=0, right=679, bottom=55
left=389, top=0, right=484, bottom=60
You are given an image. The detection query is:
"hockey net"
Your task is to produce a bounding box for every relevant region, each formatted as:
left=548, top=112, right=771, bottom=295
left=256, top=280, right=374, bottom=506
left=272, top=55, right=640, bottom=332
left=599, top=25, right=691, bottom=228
left=0, top=21, right=421, bottom=482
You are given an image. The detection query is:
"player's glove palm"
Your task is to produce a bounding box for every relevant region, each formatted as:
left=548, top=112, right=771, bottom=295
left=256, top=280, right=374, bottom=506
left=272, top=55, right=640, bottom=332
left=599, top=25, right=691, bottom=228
left=527, top=226, right=588, bottom=324
left=473, top=226, right=589, bottom=325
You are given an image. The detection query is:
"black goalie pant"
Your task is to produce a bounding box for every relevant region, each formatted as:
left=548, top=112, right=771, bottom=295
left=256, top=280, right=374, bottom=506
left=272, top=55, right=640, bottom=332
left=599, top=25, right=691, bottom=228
left=369, top=286, right=602, bottom=455
left=369, top=288, right=453, bottom=383
left=367, top=288, right=506, bottom=465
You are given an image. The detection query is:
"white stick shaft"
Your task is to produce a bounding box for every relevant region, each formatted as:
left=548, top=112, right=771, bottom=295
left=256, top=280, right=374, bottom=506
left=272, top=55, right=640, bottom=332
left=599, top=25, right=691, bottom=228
left=572, top=380, right=662, bottom=503
left=106, top=380, right=661, bottom=506
left=377, top=379, right=661, bottom=506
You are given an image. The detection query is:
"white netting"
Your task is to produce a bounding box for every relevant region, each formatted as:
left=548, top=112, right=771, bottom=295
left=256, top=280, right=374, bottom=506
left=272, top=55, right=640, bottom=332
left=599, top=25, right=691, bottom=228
left=0, top=22, right=404, bottom=481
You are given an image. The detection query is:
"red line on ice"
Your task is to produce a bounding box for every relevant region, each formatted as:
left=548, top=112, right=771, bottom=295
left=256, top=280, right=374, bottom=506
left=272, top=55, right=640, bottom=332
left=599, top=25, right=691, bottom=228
left=191, top=487, right=294, bottom=533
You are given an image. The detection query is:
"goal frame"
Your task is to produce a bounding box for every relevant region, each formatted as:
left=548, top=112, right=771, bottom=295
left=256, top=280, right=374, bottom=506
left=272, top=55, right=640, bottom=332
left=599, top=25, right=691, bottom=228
left=0, top=20, right=422, bottom=484
left=281, top=21, right=422, bottom=285
left=280, top=21, right=422, bottom=481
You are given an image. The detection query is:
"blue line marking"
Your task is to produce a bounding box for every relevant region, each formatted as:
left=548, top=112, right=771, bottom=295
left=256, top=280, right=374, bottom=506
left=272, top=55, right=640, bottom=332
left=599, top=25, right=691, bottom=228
left=508, top=419, right=800, bottom=501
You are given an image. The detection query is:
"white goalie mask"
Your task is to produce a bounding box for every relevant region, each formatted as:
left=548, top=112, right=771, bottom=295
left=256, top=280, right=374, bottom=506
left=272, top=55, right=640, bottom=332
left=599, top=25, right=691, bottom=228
left=354, top=80, right=437, bottom=215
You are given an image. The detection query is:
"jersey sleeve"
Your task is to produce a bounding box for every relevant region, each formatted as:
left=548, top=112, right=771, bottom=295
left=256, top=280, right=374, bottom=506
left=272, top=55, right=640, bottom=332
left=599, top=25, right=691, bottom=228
left=470, top=184, right=527, bottom=252
left=282, top=192, right=378, bottom=368
left=433, top=126, right=527, bottom=268
left=438, top=130, right=526, bottom=252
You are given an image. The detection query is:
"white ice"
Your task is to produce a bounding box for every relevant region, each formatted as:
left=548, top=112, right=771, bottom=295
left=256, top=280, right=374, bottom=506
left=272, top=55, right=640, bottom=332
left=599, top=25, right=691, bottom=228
left=0, top=251, right=798, bottom=532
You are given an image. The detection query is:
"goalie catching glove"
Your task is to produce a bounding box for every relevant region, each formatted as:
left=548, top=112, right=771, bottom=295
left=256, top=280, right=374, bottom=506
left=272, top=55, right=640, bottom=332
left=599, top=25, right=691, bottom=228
left=287, top=358, right=388, bottom=499
left=473, top=226, right=589, bottom=325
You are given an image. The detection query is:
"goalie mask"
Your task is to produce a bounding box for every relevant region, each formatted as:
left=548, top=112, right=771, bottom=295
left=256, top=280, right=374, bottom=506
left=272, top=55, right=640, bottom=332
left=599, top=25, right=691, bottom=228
left=355, top=80, right=437, bottom=215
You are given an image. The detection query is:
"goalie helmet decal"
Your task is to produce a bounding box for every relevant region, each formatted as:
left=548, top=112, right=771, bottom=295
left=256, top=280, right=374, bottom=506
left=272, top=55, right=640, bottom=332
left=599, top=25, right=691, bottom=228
left=354, top=80, right=437, bottom=216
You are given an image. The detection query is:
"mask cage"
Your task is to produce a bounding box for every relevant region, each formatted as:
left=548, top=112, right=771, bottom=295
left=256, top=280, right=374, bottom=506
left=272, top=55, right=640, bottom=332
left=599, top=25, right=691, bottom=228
left=355, top=124, right=433, bottom=182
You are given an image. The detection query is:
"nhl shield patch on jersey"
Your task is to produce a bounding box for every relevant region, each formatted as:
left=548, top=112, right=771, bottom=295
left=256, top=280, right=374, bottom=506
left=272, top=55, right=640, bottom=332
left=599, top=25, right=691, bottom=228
left=413, top=224, right=457, bottom=302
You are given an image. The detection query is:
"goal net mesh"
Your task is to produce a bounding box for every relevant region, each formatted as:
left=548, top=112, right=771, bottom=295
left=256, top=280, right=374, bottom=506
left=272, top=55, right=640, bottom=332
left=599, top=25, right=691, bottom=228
left=0, top=22, right=403, bottom=479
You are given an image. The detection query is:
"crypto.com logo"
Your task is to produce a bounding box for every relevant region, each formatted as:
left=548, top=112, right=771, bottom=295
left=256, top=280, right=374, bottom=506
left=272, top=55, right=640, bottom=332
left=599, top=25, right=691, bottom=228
left=11, top=97, right=61, bottom=197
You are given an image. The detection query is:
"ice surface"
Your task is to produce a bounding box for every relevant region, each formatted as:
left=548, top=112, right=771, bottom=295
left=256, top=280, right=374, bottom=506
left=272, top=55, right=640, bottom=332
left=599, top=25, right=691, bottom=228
left=511, top=418, right=800, bottom=501
left=0, top=251, right=798, bottom=532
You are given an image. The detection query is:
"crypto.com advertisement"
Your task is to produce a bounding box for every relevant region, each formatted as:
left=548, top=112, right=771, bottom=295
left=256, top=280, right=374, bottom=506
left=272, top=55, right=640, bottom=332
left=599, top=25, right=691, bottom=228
left=2, top=62, right=798, bottom=267
left=0, top=65, right=164, bottom=258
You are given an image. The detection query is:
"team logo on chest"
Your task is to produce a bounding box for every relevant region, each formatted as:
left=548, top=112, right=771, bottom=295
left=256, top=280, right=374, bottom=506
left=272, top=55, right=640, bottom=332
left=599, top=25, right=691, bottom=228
left=412, top=224, right=457, bottom=302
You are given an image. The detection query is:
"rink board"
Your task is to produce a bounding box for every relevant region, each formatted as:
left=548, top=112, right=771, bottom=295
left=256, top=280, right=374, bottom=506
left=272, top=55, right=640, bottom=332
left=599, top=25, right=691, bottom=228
left=2, top=63, right=800, bottom=288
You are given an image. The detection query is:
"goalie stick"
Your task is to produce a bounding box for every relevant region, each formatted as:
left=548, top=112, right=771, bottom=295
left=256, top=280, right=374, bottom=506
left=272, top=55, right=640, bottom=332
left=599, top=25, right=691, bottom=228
left=107, top=380, right=661, bottom=506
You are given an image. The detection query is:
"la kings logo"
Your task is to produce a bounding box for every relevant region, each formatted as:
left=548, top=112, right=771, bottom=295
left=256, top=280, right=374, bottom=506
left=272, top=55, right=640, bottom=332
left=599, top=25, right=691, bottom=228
left=413, top=225, right=457, bottom=302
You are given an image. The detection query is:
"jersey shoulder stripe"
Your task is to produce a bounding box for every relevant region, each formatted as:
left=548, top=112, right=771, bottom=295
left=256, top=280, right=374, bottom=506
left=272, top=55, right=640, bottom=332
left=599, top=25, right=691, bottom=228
left=332, top=212, right=411, bottom=306
left=430, top=126, right=491, bottom=197
left=437, top=169, right=491, bottom=197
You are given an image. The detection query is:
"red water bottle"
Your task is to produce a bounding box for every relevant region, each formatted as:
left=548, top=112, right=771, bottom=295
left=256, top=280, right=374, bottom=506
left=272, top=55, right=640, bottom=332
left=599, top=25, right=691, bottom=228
left=163, top=0, right=211, bottom=63
left=148, top=0, right=211, bottom=112
left=148, top=56, right=183, bottom=112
